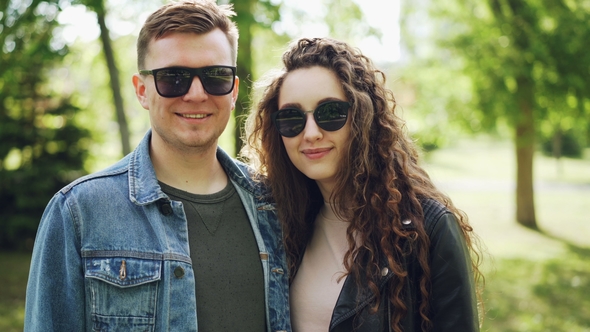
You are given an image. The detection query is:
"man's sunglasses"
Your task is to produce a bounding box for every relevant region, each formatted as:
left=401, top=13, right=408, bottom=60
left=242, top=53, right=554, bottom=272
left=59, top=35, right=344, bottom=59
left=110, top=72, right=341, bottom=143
left=271, top=101, right=351, bottom=137
left=139, top=65, right=236, bottom=98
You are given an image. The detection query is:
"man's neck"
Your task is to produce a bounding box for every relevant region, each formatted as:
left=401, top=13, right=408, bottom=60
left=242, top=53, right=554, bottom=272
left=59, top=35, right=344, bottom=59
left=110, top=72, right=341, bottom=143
left=149, top=137, right=228, bottom=195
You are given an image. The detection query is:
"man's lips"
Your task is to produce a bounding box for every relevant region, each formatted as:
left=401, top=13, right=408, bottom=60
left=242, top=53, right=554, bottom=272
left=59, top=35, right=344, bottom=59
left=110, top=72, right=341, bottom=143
left=179, top=113, right=209, bottom=119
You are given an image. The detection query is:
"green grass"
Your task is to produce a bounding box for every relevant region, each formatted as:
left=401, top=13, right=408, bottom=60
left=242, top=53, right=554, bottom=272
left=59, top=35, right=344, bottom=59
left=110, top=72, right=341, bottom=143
left=2, top=136, right=589, bottom=331
left=422, top=136, right=590, bottom=331
left=423, top=136, right=590, bottom=256
left=0, top=252, right=30, bottom=332
left=482, top=253, right=590, bottom=331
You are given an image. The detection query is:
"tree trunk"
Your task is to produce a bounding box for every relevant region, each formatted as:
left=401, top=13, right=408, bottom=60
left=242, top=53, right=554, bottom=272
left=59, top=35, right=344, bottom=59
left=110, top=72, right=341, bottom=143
left=231, top=0, right=255, bottom=157
left=552, top=128, right=563, bottom=175
left=96, top=6, right=131, bottom=156
left=552, top=128, right=562, bottom=160
left=514, top=76, right=537, bottom=229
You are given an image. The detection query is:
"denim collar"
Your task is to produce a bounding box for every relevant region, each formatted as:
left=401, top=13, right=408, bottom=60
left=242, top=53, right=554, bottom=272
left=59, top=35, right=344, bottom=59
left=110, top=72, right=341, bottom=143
left=128, top=129, right=259, bottom=205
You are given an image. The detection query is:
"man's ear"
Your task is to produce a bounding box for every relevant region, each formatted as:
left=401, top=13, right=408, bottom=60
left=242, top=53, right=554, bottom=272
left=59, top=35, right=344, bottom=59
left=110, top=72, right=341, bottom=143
left=231, top=76, right=240, bottom=110
left=132, top=74, right=149, bottom=110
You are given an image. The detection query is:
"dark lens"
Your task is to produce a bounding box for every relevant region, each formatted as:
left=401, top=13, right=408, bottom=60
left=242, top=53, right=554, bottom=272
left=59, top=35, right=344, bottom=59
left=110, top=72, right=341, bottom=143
left=201, top=66, right=235, bottom=95
left=315, top=101, right=349, bottom=131
left=273, top=109, right=305, bottom=137
left=155, top=69, right=191, bottom=97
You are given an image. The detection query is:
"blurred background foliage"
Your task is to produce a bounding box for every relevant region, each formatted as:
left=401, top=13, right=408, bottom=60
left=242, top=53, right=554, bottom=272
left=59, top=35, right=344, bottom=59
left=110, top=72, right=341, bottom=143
left=0, top=0, right=90, bottom=250
left=0, top=0, right=589, bottom=330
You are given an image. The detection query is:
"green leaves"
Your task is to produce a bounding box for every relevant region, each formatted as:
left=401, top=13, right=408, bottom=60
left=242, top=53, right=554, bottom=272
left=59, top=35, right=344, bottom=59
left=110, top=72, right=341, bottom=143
left=0, top=0, right=90, bottom=250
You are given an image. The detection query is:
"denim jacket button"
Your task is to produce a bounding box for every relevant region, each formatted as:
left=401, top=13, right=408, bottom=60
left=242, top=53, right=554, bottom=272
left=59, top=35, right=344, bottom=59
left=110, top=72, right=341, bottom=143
left=160, top=203, right=173, bottom=216
left=174, top=266, right=185, bottom=278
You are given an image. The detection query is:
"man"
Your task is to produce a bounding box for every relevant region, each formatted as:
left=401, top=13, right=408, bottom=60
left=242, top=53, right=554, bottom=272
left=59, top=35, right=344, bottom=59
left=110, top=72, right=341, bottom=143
left=24, top=1, right=291, bottom=331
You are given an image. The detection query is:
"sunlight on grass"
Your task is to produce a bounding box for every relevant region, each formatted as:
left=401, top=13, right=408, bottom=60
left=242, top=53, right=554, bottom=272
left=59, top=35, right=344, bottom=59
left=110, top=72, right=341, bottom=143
left=422, top=136, right=590, bottom=259
left=422, top=136, right=590, bottom=331
left=482, top=253, right=590, bottom=332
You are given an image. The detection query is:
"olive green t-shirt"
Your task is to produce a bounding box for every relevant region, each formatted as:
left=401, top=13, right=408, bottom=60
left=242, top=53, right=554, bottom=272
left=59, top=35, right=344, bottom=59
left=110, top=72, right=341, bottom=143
left=160, top=181, right=266, bottom=331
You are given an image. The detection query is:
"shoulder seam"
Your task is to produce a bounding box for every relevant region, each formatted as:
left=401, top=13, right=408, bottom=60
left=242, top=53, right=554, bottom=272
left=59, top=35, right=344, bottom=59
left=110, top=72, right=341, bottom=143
left=60, top=166, right=129, bottom=194
left=422, top=198, right=450, bottom=234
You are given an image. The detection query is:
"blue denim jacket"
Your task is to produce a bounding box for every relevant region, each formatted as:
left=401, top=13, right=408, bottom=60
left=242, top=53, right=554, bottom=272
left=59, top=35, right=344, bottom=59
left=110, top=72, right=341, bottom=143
left=24, top=131, right=292, bottom=332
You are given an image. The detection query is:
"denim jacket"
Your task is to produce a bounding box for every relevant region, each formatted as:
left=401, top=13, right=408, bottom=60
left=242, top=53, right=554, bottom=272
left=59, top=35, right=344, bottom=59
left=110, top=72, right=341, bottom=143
left=24, top=131, right=292, bottom=332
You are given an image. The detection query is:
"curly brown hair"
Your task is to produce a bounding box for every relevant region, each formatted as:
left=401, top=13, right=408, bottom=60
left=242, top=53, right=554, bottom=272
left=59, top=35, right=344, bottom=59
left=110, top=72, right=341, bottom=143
left=243, top=37, right=483, bottom=332
left=137, top=0, right=239, bottom=70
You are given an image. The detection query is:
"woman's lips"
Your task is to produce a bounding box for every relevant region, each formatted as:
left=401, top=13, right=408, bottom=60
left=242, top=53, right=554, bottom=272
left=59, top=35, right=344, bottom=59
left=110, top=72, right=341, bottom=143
left=301, top=147, right=332, bottom=160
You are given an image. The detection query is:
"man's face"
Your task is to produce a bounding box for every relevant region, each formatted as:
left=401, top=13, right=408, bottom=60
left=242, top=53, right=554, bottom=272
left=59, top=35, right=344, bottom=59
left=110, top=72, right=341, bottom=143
left=133, top=28, right=239, bottom=154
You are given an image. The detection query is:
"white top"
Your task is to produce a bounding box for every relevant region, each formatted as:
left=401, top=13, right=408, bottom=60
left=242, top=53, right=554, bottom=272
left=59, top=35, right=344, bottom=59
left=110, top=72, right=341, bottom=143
left=290, top=205, right=351, bottom=332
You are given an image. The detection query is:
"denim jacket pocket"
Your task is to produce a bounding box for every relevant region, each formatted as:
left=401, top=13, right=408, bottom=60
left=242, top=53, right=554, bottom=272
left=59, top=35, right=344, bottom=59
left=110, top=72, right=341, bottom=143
left=85, top=257, right=161, bottom=332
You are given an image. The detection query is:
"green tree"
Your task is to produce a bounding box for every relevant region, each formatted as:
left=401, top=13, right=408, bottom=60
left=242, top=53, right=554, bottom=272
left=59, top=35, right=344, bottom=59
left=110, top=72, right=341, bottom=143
left=403, top=0, right=590, bottom=228
left=230, top=0, right=281, bottom=155
left=77, top=0, right=131, bottom=156
left=0, top=0, right=90, bottom=249
left=230, top=0, right=379, bottom=155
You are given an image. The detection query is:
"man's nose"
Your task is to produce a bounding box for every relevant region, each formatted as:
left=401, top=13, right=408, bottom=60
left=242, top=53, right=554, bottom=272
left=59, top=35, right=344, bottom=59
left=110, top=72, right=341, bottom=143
left=182, top=76, right=208, bottom=101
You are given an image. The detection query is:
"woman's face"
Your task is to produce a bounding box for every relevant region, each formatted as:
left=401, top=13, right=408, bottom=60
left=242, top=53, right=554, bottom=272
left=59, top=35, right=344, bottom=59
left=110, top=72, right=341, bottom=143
left=277, top=66, right=351, bottom=195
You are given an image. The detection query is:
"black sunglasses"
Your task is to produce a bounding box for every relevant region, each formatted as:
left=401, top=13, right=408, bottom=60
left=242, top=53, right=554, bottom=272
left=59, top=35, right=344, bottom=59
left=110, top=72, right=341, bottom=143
left=139, top=65, right=236, bottom=98
left=271, top=101, right=351, bottom=137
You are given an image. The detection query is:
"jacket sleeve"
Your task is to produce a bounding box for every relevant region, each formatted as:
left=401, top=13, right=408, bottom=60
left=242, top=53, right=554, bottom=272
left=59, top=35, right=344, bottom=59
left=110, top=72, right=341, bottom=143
left=24, top=192, right=86, bottom=331
left=428, top=212, right=479, bottom=332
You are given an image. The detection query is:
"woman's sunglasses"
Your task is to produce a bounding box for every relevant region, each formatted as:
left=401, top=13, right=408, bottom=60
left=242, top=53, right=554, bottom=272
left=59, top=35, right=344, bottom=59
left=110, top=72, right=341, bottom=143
left=271, top=101, right=351, bottom=137
left=139, top=66, right=236, bottom=98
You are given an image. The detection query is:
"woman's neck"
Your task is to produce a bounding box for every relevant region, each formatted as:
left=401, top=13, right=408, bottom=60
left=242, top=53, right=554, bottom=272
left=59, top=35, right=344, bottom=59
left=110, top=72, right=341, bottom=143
left=316, top=180, right=335, bottom=205
left=319, top=202, right=346, bottom=223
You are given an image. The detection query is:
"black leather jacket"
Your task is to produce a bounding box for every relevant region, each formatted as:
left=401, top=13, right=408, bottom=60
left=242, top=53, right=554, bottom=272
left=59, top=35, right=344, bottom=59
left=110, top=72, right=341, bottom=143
left=329, top=199, right=479, bottom=332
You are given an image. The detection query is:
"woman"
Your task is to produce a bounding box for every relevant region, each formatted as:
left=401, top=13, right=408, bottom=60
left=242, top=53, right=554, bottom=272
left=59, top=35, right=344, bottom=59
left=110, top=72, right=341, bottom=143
left=243, top=37, right=483, bottom=332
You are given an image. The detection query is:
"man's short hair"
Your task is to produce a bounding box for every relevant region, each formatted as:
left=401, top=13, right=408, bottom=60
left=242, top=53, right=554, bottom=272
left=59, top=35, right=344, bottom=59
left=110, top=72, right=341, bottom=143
left=137, top=0, right=239, bottom=69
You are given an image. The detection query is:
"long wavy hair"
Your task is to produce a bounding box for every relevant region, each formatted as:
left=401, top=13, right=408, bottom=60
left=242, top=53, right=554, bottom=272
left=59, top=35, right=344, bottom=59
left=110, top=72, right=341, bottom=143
left=243, top=37, right=483, bottom=331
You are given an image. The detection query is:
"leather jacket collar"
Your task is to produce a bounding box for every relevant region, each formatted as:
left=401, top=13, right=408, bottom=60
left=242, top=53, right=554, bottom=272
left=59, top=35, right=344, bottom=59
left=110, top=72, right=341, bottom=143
left=328, top=199, right=480, bottom=332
